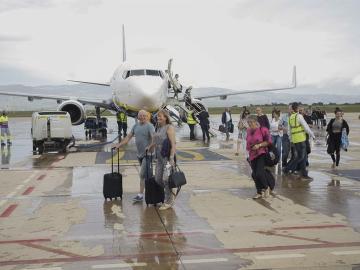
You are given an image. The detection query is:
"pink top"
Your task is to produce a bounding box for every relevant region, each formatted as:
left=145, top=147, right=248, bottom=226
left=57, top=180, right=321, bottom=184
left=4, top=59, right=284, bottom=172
left=246, top=127, right=272, bottom=161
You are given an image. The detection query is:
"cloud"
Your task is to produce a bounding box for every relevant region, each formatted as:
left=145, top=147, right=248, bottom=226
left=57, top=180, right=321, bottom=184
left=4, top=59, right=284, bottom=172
left=0, top=34, right=30, bottom=42
left=132, top=47, right=167, bottom=55
left=0, top=64, right=56, bottom=85
left=0, top=0, right=53, bottom=13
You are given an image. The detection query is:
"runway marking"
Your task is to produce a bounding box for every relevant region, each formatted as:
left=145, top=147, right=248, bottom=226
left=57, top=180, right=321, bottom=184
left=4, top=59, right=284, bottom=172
left=6, top=191, right=17, bottom=198
left=20, top=242, right=84, bottom=258
left=22, top=187, right=35, bottom=195
left=331, top=250, right=360, bottom=255
left=255, top=254, right=305, bottom=260
left=0, top=239, right=50, bottom=244
left=0, top=204, right=18, bottom=218
left=15, top=184, right=25, bottom=190
left=92, top=262, right=147, bottom=269
left=3, top=241, right=360, bottom=266
left=23, top=171, right=39, bottom=184
left=273, top=224, right=347, bottom=230
left=127, top=230, right=214, bottom=238
left=255, top=230, right=333, bottom=244
left=180, top=258, right=228, bottom=264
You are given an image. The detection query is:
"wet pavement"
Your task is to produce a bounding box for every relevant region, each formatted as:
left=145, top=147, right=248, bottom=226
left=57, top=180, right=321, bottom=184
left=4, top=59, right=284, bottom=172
left=1, top=113, right=360, bottom=269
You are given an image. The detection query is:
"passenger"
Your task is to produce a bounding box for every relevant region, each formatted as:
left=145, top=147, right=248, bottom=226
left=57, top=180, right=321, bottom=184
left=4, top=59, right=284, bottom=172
left=256, top=107, right=270, bottom=129
left=148, top=110, right=177, bottom=210
left=114, top=110, right=155, bottom=202
left=284, top=102, right=315, bottom=180
left=235, top=108, right=250, bottom=156
left=116, top=111, right=128, bottom=139
left=299, top=106, right=313, bottom=166
left=246, top=115, right=272, bottom=199
left=173, top=74, right=182, bottom=99
left=197, top=110, right=211, bottom=143
left=326, top=107, right=349, bottom=168
left=187, top=109, right=197, bottom=141
left=0, top=111, right=11, bottom=146
left=221, top=108, right=232, bottom=141
left=270, top=109, right=283, bottom=158
left=280, top=105, right=292, bottom=167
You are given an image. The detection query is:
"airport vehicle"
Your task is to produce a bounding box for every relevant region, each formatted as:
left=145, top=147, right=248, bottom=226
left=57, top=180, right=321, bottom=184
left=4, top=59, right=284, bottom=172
left=31, top=111, right=73, bottom=154
left=0, top=25, right=296, bottom=125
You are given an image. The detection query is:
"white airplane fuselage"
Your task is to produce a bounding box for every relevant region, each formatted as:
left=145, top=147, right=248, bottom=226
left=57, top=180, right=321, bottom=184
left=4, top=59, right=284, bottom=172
left=110, top=62, right=168, bottom=113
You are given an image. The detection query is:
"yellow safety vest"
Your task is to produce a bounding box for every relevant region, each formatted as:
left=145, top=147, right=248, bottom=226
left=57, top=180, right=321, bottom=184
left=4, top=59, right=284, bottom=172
left=187, top=112, right=197, bottom=125
left=289, top=113, right=306, bottom=143
left=116, top=112, right=127, bottom=123
left=0, top=116, right=8, bottom=125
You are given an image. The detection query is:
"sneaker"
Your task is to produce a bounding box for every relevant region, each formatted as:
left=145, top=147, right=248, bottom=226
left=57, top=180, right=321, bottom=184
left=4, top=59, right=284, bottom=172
left=132, top=194, right=143, bottom=202
left=252, top=193, right=263, bottom=199
left=159, top=203, right=172, bottom=210
left=264, top=187, right=270, bottom=198
left=270, top=190, right=277, bottom=196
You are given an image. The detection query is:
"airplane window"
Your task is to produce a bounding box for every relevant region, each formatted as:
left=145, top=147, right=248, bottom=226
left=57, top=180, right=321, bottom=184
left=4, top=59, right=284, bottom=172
left=130, top=70, right=145, bottom=76
left=146, top=70, right=160, bottom=76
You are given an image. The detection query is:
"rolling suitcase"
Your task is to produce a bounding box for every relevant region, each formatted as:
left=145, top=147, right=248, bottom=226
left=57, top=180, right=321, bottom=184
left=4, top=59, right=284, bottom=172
left=144, top=154, right=164, bottom=206
left=103, top=148, right=123, bottom=200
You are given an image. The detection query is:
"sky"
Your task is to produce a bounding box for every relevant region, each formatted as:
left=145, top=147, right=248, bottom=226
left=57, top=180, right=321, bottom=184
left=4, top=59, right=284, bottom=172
left=1, top=0, right=360, bottom=92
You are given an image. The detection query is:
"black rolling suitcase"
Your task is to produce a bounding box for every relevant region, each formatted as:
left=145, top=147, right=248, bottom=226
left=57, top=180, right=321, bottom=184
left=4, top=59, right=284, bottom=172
left=103, top=148, right=123, bottom=200
left=144, top=153, right=164, bottom=206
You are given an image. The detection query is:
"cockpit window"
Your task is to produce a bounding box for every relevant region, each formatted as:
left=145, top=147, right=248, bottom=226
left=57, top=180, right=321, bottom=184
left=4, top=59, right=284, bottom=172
left=130, top=69, right=145, bottom=76
left=124, top=69, right=164, bottom=79
left=146, top=69, right=160, bottom=76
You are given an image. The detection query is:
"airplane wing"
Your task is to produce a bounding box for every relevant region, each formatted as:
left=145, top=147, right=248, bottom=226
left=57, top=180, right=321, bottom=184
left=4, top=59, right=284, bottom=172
left=194, top=66, right=297, bottom=100
left=0, top=90, right=114, bottom=110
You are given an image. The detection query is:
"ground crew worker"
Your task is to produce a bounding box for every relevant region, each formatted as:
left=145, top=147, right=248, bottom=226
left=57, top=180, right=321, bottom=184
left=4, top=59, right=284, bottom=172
left=187, top=110, right=197, bottom=140
left=284, top=102, right=315, bottom=180
left=0, top=111, right=11, bottom=146
left=116, top=111, right=127, bottom=139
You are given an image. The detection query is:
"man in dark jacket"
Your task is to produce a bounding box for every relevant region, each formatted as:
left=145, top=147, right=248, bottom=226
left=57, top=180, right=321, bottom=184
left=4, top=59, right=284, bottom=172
left=198, top=110, right=210, bottom=143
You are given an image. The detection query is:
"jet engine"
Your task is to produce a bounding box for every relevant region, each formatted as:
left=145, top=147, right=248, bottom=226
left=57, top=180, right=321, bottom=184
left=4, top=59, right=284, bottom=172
left=58, top=100, right=86, bottom=125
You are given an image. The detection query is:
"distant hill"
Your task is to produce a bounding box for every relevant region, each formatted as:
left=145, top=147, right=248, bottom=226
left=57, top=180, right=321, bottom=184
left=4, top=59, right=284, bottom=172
left=0, top=82, right=359, bottom=111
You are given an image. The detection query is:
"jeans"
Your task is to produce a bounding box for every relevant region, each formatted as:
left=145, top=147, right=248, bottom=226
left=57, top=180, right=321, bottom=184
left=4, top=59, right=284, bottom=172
left=285, top=141, right=308, bottom=176
left=225, top=121, right=231, bottom=140
left=271, top=135, right=282, bottom=158
left=282, top=134, right=290, bottom=166
left=200, top=124, right=210, bottom=141
left=188, top=124, right=195, bottom=140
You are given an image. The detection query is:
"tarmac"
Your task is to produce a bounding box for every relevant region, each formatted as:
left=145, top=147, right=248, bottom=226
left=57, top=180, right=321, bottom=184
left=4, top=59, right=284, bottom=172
left=1, top=113, right=360, bottom=270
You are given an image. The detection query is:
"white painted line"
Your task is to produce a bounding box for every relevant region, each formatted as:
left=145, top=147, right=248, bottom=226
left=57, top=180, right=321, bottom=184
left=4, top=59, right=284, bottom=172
left=255, top=254, right=305, bottom=260
left=331, top=250, right=360, bottom=255
left=180, top=258, right=228, bottom=264
left=15, top=184, right=25, bottom=190
left=23, top=171, right=39, bottom=184
left=22, top=267, right=62, bottom=270
left=6, top=191, right=17, bottom=198
left=0, top=200, right=7, bottom=208
left=92, top=263, right=147, bottom=269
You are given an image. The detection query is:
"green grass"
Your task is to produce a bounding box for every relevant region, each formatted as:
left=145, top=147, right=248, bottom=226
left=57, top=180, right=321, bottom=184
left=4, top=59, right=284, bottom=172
left=5, top=103, right=360, bottom=117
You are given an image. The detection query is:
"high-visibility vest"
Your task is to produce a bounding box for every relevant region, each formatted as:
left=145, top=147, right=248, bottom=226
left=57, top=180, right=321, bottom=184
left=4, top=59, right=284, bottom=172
left=0, top=116, right=8, bottom=126
left=187, top=112, right=197, bottom=125
left=289, top=113, right=306, bottom=143
left=116, top=112, right=127, bottom=123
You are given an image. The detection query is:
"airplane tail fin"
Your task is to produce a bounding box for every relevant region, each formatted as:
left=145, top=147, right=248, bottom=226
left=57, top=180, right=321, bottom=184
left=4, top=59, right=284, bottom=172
left=292, top=65, right=297, bottom=88
left=122, top=24, right=126, bottom=62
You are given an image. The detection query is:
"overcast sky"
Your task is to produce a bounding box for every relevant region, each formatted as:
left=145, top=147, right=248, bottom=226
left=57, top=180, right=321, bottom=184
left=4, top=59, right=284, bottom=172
left=1, top=0, right=360, bottom=91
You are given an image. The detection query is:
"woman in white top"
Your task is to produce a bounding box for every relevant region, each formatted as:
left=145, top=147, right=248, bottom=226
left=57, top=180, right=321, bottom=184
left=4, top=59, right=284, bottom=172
left=235, top=109, right=250, bottom=156
left=270, top=109, right=283, bottom=157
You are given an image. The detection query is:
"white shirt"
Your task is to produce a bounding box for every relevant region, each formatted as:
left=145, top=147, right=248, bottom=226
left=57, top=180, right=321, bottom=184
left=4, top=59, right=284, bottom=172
left=225, top=112, right=231, bottom=122
left=270, top=118, right=283, bottom=137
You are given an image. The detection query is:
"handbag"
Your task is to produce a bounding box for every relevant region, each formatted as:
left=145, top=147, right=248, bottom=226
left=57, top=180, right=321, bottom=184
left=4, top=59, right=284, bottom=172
left=169, top=164, right=187, bottom=196
left=341, top=128, right=349, bottom=151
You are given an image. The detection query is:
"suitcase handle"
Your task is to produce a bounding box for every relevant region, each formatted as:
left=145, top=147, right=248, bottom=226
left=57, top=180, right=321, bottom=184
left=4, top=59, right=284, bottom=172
left=111, top=147, right=120, bottom=174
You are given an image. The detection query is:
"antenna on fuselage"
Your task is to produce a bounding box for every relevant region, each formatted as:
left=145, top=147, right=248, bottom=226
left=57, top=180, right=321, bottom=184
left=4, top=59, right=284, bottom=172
left=122, top=24, right=126, bottom=62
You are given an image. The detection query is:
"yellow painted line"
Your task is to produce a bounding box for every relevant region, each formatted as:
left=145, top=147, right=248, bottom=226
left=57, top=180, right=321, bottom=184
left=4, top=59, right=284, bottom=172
left=106, top=151, right=125, bottom=164
left=331, top=250, right=360, bottom=255
left=176, top=149, right=204, bottom=161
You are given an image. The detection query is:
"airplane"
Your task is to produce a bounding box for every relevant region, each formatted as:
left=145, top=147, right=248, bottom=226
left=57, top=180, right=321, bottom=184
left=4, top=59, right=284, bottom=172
left=0, top=25, right=297, bottom=126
